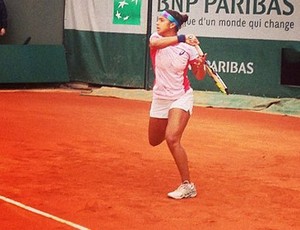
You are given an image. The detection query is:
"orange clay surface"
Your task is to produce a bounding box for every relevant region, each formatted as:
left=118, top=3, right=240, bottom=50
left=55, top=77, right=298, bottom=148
left=0, top=90, right=299, bottom=230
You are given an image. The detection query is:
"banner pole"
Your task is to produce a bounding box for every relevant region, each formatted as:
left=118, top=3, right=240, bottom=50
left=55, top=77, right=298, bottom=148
left=143, top=0, right=153, bottom=90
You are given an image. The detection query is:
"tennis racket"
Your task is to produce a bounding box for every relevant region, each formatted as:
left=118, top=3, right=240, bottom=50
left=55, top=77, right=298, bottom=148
left=195, top=45, right=229, bottom=95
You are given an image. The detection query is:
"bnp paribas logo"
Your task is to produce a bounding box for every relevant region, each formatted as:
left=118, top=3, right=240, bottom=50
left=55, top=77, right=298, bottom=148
left=113, top=0, right=141, bottom=25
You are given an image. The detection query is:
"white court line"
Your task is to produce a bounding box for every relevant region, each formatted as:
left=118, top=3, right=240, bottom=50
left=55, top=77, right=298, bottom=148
left=0, top=195, right=90, bottom=230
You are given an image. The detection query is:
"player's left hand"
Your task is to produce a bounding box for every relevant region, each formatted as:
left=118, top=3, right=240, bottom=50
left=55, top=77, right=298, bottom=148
left=185, top=34, right=199, bottom=46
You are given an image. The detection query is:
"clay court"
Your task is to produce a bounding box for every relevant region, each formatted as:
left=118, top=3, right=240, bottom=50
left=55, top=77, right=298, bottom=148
left=0, top=90, right=299, bottom=230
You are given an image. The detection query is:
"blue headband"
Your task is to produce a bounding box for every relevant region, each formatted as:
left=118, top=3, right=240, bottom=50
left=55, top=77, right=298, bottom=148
left=161, top=11, right=180, bottom=28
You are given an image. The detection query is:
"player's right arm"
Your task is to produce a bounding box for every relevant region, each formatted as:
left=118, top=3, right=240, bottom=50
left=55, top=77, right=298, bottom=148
left=149, top=33, right=198, bottom=49
left=149, top=36, right=178, bottom=49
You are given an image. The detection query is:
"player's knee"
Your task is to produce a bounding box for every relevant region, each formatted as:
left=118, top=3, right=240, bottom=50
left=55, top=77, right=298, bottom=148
left=148, top=138, right=163, bottom=147
left=148, top=138, right=156, bottom=146
left=165, top=133, right=179, bottom=148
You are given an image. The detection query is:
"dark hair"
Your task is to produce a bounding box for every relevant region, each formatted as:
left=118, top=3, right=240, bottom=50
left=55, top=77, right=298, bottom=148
left=166, top=10, right=188, bottom=30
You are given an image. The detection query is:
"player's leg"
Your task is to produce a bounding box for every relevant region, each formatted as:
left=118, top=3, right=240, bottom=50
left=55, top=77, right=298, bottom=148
left=166, top=108, right=197, bottom=199
left=148, top=117, right=168, bottom=146
left=148, top=98, right=170, bottom=146
left=165, top=108, right=190, bottom=182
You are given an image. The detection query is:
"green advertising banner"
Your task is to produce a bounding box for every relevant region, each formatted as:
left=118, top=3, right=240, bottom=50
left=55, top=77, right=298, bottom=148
left=113, top=0, right=142, bottom=25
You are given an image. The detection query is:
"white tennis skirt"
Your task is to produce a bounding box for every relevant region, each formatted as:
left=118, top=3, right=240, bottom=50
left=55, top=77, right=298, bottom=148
left=150, top=89, right=194, bottom=119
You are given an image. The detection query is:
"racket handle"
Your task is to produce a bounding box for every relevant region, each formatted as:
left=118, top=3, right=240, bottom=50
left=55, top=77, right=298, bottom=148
left=195, top=45, right=204, bottom=56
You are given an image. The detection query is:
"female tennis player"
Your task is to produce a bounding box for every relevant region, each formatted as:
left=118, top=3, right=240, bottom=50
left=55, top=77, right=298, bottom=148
left=148, top=10, right=207, bottom=199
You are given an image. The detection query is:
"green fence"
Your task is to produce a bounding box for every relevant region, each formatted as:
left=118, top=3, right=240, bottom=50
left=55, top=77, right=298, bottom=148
left=0, top=45, right=69, bottom=83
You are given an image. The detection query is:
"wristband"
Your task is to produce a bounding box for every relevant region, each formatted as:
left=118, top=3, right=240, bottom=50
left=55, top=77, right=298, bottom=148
left=177, top=34, right=186, bottom=43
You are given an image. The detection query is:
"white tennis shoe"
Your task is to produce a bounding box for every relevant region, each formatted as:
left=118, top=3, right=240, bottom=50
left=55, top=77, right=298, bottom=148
left=167, top=181, right=197, bottom=199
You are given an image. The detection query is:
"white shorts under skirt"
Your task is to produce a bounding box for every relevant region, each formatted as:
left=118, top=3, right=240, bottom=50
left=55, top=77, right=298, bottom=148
left=150, top=89, right=194, bottom=119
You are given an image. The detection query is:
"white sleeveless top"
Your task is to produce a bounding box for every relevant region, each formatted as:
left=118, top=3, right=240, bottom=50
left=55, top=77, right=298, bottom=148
left=150, top=32, right=198, bottom=100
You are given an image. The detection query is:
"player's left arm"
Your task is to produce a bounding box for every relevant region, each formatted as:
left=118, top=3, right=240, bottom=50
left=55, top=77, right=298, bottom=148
left=185, top=34, right=206, bottom=80
left=190, top=54, right=207, bottom=80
